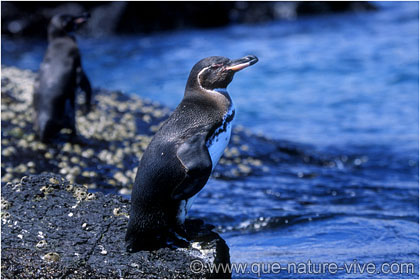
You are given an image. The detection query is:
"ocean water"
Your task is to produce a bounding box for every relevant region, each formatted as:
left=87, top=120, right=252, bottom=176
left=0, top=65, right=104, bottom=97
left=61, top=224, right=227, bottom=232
left=2, top=1, right=418, bottom=278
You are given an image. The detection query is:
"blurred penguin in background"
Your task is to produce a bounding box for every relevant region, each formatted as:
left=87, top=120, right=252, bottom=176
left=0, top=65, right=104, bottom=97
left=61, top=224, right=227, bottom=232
left=33, top=13, right=91, bottom=143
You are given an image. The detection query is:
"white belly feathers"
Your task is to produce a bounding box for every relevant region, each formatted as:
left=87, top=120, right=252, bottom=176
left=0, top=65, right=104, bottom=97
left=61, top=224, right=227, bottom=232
left=206, top=104, right=235, bottom=170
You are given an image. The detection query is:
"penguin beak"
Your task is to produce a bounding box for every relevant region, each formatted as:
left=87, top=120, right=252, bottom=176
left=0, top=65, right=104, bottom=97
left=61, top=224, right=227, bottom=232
left=225, top=55, right=259, bottom=72
left=73, top=13, right=90, bottom=25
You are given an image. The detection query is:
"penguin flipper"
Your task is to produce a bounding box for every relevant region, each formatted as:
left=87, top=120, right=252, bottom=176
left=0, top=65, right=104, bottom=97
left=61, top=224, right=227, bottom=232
left=172, top=132, right=212, bottom=201
left=76, top=65, right=92, bottom=114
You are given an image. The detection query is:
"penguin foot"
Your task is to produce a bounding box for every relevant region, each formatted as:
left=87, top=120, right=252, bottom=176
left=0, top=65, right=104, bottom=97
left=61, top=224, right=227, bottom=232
left=175, top=224, right=191, bottom=240
left=185, top=218, right=206, bottom=227
left=125, top=234, right=167, bottom=252
left=81, top=104, right=91, bottom=115
left=68, top=134, right=90, bottom=146
left=167, top=229, right=190, bottom=249
left=125, top=228, right=191, bottom=252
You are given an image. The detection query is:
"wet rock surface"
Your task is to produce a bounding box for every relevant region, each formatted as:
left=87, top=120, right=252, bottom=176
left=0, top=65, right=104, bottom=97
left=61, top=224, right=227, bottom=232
left=1, top=66, right=275, bottom=193
left=1, top=174, right=231, bottom=278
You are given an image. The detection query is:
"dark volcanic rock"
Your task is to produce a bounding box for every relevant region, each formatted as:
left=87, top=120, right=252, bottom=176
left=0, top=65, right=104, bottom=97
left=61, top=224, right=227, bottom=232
left=2, top=2, right=377, bottom=37
left=296, top=1, right=376, bottom=15
left=1, top=174, right=231, bottom=278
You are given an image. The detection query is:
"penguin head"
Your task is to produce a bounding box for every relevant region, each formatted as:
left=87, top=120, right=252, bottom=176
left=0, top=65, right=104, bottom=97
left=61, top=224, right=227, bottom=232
left=186, top=55, right=258, bottom=94
left=48, top=13, right=90, bottom=40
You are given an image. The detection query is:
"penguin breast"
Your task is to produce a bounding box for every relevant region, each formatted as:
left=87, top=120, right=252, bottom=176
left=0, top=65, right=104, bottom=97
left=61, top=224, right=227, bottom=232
left=206, top=104, right=235, bottom=170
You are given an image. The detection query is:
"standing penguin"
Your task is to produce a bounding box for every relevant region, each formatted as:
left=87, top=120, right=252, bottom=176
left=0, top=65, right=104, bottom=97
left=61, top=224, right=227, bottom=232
left=33, top=13, right=91, bottom=142
left=126, top=55, right=258, bottom=251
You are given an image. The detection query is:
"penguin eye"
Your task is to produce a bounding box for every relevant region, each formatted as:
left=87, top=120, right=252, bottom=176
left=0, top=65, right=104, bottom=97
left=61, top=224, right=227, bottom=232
left=211, top=64, right=223, bottom=69
left=62, top=19, right=71, bottom=28
left=64, top=16, right=75, bottom=27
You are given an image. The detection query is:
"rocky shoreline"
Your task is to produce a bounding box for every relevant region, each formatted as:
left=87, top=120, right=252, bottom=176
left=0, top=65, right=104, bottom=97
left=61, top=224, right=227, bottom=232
left=1, top=174, right=230, bottom=278
left=1, top=66, right=273, bottom=194
left=1, top=66, right=346, bottom=194
left=0, top=65, right=289, bottom=279
left=1, top=65, right=336, bottom=278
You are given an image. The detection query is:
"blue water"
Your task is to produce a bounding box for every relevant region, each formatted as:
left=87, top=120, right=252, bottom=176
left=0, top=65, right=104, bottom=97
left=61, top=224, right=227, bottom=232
left=2, top=1, right=418, bottom=278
